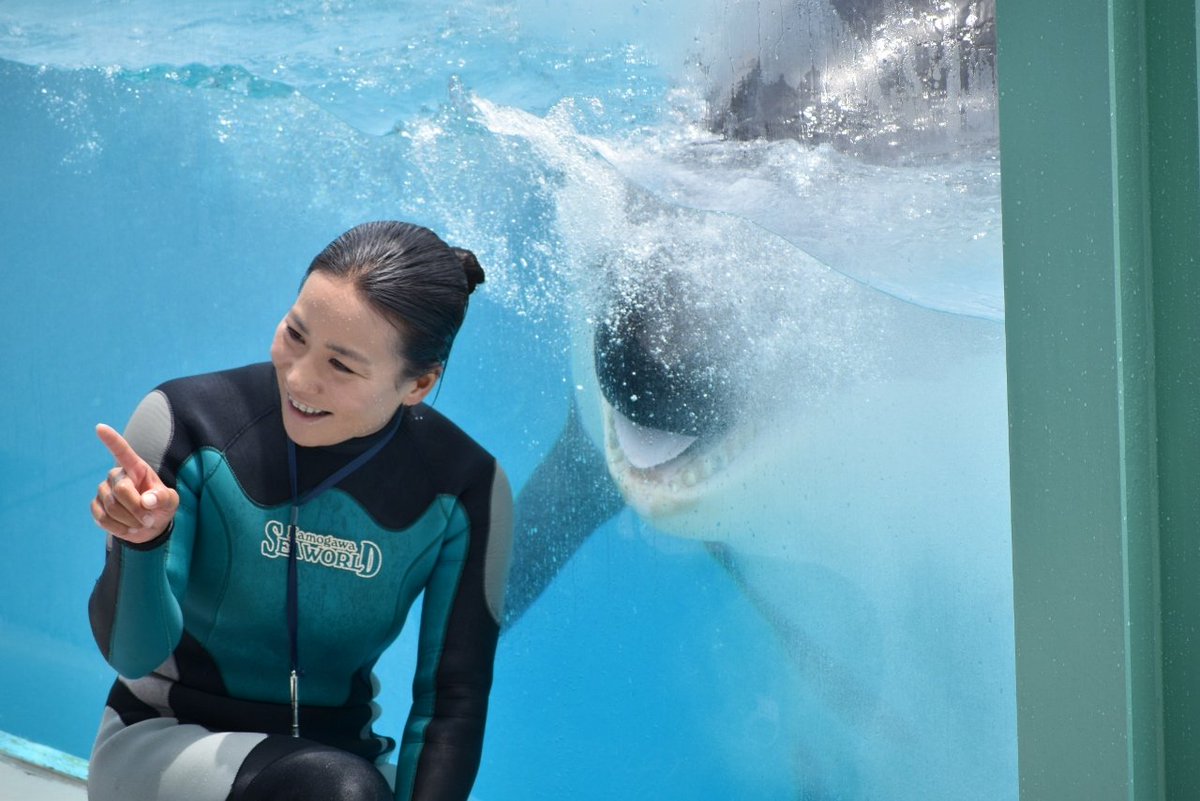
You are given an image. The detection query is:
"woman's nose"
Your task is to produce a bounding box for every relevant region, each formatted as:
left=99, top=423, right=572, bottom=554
left=286, top=355, right=321, bottom=396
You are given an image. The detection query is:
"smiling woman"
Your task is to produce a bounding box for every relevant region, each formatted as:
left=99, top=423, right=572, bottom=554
left=86, top=221, right=513, bottom=801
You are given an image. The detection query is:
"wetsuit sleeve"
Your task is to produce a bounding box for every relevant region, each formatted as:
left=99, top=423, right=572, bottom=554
left=396, top=461, right=514, bottom=801
left=88, top=390, right=198, bottom=679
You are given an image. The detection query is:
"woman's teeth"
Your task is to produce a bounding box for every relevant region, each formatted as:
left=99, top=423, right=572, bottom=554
left=290, top=396, right=329, bottom=416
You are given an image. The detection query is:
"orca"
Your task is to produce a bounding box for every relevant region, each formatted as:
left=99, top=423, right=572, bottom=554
left=497, top=174, right=1015, bottom=793
left=482, top=0, right=1012, bottom=786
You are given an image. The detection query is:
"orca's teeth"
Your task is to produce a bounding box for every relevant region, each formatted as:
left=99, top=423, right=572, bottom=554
left=612, top=411, right=698, bottom=469
left=603, top=400, right=756, bottom=504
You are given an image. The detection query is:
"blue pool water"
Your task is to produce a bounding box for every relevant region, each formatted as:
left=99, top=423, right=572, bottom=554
left=0, top=2, right=1014, bottom=799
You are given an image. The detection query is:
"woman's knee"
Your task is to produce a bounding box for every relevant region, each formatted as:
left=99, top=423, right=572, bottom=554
left=229, top=739, right=391, bottom=801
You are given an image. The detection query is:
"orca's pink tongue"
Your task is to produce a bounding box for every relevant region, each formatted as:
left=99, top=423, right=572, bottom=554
left=613, top=410, right=698, bottom=469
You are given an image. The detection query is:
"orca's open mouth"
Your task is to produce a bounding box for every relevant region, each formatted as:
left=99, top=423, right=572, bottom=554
left=601, top=398, right=753, bottom=492
left=593, top=281, right=750, bottom=505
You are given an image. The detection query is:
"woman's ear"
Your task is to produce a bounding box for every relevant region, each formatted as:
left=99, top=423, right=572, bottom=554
left=401, top=366, right=443, bottom=406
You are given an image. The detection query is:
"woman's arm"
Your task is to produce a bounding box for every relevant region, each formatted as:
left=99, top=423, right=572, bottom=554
left=397, top=461, right=513, bottom=801
left=88, top=389, right=195, bottom=679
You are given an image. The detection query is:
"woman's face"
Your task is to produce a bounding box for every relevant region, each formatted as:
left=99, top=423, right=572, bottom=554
left=270, top=271, right=436, bottom=447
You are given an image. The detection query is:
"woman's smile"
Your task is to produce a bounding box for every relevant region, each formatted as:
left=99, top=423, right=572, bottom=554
left=287, top=394, right=331, bottom=418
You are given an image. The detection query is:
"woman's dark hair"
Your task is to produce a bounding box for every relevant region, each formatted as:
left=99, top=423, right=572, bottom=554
left=305, top=221, right=485, bottom=377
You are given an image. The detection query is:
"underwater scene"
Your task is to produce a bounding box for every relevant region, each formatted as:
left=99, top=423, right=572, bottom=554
left=0, top=0, right=1013, bottom=798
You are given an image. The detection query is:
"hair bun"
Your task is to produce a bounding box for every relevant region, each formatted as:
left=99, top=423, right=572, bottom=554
left=451, top=247, right=486, bottom=295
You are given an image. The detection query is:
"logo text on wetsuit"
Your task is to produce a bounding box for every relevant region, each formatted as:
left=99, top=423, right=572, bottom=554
left=261, top=521, right=382, bottom=579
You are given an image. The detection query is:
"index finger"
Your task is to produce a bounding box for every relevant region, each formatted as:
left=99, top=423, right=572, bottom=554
left=95, top=423, right=147, bottom=481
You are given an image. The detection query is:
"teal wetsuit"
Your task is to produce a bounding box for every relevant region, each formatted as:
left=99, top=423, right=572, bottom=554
left=87, top=363, right=513, bottom=801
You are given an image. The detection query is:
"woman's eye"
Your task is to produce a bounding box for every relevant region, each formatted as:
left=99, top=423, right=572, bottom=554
left=286, top=325, right=305, bottom=344
left=330, top=359, right=355, bottom=375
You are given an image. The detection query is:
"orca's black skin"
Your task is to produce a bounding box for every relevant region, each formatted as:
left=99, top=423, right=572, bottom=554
left=502, top=399, right=625, bottom=628
left=593, top=292, right=736, bottom=439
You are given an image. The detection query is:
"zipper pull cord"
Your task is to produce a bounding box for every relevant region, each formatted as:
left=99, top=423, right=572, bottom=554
left=287, top=501, right=301, bottom=737
left=283, top=406, right=406, bottom=739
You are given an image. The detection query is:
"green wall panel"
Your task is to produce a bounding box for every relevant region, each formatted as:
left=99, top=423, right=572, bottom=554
left=998, top=0, right=1200, bottom=798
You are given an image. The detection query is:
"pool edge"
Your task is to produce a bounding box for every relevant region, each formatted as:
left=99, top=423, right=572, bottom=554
left=0, top=730, right=88, bottom=784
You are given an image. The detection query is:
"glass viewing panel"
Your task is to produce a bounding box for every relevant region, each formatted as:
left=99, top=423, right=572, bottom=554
left=0, top=1, right=1013, bottom=798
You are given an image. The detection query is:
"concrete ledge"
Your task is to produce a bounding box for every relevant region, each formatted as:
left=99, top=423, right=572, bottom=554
left=0, top=731, right=86, bottom=801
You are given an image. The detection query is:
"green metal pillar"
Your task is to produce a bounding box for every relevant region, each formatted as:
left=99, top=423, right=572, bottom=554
left=998, top=0, right=1200, bottom=798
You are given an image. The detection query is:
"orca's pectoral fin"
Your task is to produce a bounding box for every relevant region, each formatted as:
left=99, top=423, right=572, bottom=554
left=703, top=542, right=910, bottom=742
left=502, top=398, right=625, bottom=630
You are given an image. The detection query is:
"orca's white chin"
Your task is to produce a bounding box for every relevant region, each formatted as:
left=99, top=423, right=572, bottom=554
left=601, top=399, right=754, bottom=519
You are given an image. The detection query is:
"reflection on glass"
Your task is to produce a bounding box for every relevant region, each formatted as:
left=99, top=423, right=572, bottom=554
left=0, top=1, right=1012, bottom=799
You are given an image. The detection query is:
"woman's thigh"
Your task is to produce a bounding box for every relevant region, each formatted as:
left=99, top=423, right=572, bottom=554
left=88, top=707, right=267, bottom=801
left=88, top=707, right=393, bottom=801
